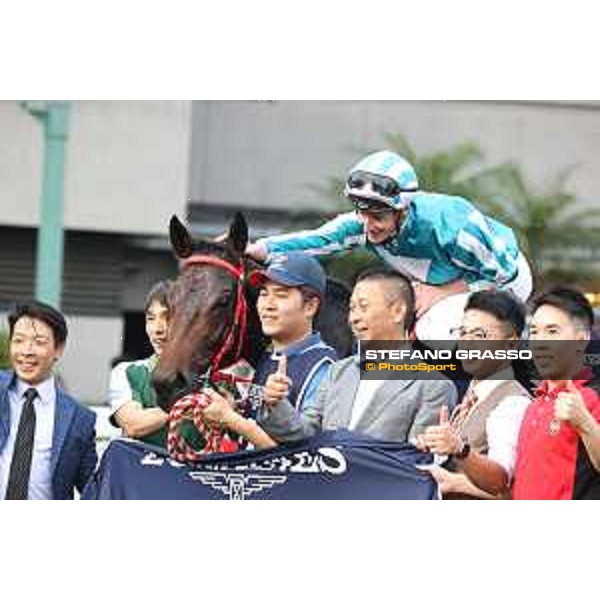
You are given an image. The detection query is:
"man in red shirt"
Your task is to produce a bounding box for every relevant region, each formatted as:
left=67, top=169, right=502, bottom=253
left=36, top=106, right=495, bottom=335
left=512, top=286, right=600, bottom=500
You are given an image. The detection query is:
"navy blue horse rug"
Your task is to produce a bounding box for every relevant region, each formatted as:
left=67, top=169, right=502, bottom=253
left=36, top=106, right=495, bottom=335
left=82, top=430, right=439, bottom=500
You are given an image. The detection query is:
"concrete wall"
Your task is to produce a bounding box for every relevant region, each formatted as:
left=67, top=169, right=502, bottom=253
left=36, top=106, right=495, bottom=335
left=190, top=100, right=600, bottom=211
left=0, top=100, right=191, bottom=234
left=59, top=315, right=123, bottom=405
left=0, top=312, right=121, bottom=405
left=119, top=247, right=178, bottom=312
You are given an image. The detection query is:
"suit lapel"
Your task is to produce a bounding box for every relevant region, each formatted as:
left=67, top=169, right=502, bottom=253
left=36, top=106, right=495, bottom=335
left=355, top=379, right=411, bottom=430
left=0, top=372, right=17, bottom=449
left=51, top=388, right=75, bottom=474
left=332, top=363, right=360, bottom=428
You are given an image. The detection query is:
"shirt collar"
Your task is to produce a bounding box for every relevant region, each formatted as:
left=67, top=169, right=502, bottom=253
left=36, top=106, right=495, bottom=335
left=271, top=331, right=324, bottom=359
left=535, top=367, right=594, bottom=399
left=471, top=366, right=515, bottom=398
left=14, top=376, right=56, bottom=405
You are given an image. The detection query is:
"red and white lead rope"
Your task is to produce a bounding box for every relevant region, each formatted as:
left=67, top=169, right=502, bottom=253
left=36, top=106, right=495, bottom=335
left=167, top=391, right=238, bottom=462
left=167, top=254, right=254, bottom=462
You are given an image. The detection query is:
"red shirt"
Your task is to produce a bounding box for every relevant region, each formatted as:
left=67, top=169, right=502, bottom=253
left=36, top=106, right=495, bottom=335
left=512, top=370, right=600, bottom=500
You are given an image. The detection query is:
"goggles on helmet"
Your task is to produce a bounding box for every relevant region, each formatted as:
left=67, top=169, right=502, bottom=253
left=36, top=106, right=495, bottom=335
left=346, top=171, right=402, bottom=199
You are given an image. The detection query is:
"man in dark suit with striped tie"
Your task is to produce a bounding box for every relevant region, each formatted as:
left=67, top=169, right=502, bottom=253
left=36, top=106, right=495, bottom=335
left=0, top=301, right=97, bottom=500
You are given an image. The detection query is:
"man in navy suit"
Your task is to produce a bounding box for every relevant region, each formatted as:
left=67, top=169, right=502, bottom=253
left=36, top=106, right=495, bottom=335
left=0, top=301, right=97, bottom=500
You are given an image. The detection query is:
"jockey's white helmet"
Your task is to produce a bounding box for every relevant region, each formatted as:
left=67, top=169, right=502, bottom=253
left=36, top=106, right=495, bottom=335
left=344, top=150, right=419, bottom=212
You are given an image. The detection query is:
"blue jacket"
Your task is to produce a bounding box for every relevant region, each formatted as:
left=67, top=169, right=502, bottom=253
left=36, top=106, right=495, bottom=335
left=254, top=332, right=337, bottom=412
left=0, top=371, right=97, bottom=499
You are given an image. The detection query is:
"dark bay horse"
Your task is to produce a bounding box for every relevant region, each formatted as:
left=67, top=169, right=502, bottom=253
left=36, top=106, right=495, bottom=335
left=153, top=213, right=352, bottom=411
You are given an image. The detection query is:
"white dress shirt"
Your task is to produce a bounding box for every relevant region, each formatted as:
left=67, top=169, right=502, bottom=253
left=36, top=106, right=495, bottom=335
left=469, top=369, right=530, bottom=481
left=349, top=378, right=386, bottom=429
left=0, top=377, right=57, bottom=500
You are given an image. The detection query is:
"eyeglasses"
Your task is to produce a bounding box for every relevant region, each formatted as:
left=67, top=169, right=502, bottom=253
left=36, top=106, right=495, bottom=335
left=449, top=326, right=510, bottom=340
left=347, top=171, right=401, bottom=199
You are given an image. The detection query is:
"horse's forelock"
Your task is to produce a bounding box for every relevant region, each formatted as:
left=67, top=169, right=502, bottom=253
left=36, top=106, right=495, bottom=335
left=159, top=259, right=239, bottom=380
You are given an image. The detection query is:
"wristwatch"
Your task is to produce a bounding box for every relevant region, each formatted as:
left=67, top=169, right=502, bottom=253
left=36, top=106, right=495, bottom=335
left=454, top=440, right=471, bottom=460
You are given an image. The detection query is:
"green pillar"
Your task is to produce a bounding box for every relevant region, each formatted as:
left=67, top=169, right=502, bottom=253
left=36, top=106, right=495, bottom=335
left=22, top=101, right=71, bottom=309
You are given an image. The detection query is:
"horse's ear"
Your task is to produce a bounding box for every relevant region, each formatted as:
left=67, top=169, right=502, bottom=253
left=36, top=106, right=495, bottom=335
left=226, top=212, right=248, bottom=256
left=169, top=215, right=194, bottom=259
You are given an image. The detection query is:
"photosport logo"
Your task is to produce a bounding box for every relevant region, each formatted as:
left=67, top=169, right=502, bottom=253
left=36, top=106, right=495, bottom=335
left=359, top=339, right=600, bottom=381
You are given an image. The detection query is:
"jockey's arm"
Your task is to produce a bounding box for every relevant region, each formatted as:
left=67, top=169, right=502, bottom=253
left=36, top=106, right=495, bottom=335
left=246, top=212, right=365, bottom=262
left=113, top=402, right=169, bottom=439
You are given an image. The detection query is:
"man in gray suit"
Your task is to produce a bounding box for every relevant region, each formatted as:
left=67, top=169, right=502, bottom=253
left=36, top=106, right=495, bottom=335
left=258, top=269, right=457, bottom=443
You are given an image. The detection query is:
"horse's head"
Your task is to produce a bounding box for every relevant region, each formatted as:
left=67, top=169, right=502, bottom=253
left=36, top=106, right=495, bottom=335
left=152, top=212, right=253, bottom=407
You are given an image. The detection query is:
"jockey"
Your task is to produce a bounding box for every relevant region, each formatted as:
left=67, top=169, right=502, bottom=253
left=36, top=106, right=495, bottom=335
left=246, top=150, right=533, bottom=340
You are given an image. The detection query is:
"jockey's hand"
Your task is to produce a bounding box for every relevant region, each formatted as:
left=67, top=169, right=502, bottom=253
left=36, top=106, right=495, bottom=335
left=413, top=280, right=469, bottom=319
left=264, top=355, right=292, bottom=407
left=245, top=241, right=268, bottom=263
left=202, top=388, right=236, bottom=427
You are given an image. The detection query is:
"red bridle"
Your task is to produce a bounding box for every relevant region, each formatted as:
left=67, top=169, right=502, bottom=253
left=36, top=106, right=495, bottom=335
left=164, top=254, right=254, bottom=462
left=180, top=254, right=250, bottom=386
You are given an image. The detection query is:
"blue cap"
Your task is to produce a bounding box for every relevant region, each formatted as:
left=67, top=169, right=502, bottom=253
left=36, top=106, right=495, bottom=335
left=250, top=252, right=326, bottom=296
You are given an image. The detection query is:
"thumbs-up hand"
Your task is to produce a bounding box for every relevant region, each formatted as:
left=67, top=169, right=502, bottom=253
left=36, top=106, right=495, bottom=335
left=554, top=381, right=592, bottom=433
left=420, top=405, right=462, bottom=455
left=264, top=355, right=292, bottom=407
left=276, top=354, right=287, bottom=377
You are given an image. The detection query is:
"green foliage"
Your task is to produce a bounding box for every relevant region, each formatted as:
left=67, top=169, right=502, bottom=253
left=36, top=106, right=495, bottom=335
left=472, top=163, right=600, bottom=287
left=309, top=133, right=509, bottom=209
left=0, top=330, right=10, bottom=370
left=321, top=249, right=383, bottom=288
left=312, top=133, right=600, bottom=289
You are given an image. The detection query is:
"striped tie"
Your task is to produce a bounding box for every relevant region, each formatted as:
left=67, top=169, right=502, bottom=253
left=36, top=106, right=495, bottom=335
left=451, top=386, right=478, bottom=431
left=5, top=388, right=38, bottom=500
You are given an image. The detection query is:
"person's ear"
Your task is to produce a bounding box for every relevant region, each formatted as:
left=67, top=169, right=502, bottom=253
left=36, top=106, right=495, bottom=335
left=390, top=299, right=406, bottom=325
left=54, top=343, right=65, bottom=361
left=394, top=207, right=408, bottom=225
left=304, top=296, right=320, bottom=321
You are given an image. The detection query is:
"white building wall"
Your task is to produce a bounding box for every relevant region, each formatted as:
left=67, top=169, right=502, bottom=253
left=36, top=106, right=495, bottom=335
left=192, top=100, right=600, bottom=211
left=0, top=100, right=191, bottom=234
left=59, top=315, right=123, bottom=405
